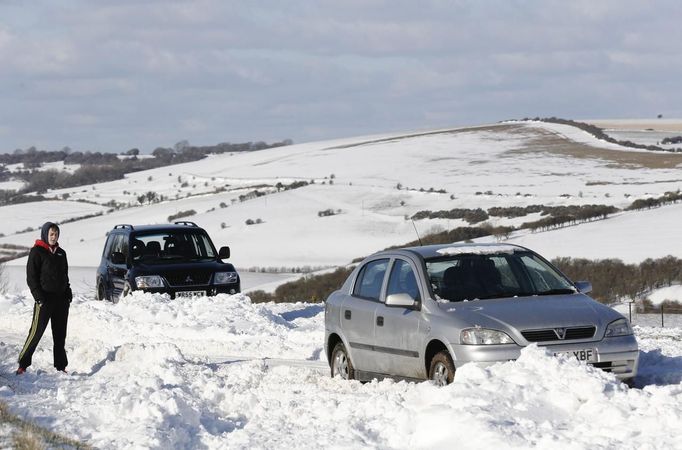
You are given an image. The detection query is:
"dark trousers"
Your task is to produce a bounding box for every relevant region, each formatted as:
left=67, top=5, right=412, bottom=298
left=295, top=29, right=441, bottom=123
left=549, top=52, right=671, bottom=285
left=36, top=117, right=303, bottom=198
left=18, top=300, right=70, bottom=370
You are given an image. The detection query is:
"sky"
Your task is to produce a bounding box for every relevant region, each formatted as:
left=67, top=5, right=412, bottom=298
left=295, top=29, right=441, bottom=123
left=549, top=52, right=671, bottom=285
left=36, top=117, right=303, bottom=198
left=1, top=0, right=681, bottom=153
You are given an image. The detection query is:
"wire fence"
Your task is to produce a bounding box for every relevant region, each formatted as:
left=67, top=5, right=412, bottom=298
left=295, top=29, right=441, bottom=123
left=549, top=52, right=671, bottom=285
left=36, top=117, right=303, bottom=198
left=623, top=303, right=682, bottom=328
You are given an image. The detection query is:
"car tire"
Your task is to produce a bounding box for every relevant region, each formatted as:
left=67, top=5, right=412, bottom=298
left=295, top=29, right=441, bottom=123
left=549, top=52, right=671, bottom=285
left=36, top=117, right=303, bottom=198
left=331, top=342, right=355, bottom=380
left=429, top=351, right=455, bottom=386
left=96, top=281, right=107, bottom=301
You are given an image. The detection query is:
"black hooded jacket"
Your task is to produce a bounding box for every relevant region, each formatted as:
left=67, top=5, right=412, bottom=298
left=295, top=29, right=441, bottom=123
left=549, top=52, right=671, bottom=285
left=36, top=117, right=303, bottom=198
left=26, top=222, right=71, bottom=303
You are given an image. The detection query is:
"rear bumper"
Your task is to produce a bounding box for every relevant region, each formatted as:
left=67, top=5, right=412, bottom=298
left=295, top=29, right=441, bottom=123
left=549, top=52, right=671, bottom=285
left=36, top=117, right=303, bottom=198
left=450, top=334, right=639, bottom=380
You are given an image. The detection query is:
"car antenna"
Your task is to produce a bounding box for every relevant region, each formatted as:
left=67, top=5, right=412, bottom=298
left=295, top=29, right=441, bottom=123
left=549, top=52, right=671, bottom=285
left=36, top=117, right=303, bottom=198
left=411, top=219, right=423, bottom=246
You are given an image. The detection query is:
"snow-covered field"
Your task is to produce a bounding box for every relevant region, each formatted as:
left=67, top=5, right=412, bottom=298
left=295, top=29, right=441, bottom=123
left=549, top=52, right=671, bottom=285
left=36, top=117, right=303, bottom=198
left=3, top=120, right=682, bottom=268
left=0, top=291, right=681, bottom=449
left=2, top=120, right=682, bottom=448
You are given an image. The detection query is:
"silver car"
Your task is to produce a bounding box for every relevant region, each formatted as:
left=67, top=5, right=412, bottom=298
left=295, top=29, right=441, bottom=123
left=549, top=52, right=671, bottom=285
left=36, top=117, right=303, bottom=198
left=324, top=243, right=639, bottom=386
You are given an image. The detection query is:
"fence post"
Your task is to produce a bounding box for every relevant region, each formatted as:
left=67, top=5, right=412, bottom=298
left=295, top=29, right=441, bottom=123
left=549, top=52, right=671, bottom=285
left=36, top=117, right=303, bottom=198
left=628, top=302, right=632, bottom=324
left=661, top=305, right=664, bottom=328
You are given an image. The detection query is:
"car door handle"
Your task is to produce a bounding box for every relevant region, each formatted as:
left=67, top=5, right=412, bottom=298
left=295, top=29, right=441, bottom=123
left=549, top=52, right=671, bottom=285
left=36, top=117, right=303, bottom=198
left=344, top=310, right=351, bottom=320
left=376, top=316, right=384, bottom=326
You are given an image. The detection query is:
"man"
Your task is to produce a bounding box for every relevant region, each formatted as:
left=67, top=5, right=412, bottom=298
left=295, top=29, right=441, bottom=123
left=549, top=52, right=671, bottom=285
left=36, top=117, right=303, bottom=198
left=17, top=222, right=73, bottom=374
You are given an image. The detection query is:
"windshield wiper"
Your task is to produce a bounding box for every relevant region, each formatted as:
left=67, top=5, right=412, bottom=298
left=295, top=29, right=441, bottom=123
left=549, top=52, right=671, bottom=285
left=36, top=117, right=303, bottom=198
left=502, top=289, right=574, bottom=298
left=536, top=288, right=576, bottom=296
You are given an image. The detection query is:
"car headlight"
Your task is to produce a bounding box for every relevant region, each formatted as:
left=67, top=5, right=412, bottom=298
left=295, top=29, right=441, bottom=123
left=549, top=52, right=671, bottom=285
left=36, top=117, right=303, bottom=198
left=214, top=271, right=239, bottom=284
left=461, top=328, right=515, bottom=345
left=605, top=318, right=633, bottom=337
left=135, top=275, right=165, bottom=288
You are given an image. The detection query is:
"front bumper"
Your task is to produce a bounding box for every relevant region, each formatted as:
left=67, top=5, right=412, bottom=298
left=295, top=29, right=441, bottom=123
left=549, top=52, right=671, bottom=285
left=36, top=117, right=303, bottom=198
left=137, top=282, right=241, bottom=299
left=450, top=334, right=639, bottom=380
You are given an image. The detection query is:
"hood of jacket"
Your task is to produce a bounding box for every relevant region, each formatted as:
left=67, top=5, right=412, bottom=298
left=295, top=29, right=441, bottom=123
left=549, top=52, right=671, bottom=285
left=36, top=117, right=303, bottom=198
left=40, top=221, right=60, bottom=246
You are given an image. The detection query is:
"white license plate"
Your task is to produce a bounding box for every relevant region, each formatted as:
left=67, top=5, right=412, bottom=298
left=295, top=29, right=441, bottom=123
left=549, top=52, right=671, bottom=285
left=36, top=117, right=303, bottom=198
left=554, top=348, right=596, bottom=362
left=176, top=290, right=206, bottom=298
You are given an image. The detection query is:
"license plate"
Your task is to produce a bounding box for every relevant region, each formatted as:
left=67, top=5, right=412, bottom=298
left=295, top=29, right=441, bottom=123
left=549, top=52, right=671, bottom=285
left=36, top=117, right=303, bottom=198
left=554, top=348, right=596, bottom=362
left=176, top=290, right=206, bottom=298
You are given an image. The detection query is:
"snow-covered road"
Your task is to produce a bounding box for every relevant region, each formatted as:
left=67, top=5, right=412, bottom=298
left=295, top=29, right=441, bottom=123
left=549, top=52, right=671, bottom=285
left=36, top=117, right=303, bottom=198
left=1, top=291, right=682, bottom=449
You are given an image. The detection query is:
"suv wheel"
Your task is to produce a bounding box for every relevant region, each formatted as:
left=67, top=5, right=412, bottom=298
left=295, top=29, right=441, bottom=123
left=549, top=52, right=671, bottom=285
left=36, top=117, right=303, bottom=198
left=331, top=342, right=355, bottom=380
left=429, top=351, right=455, bottom=386
left=96, top=281, right=107, bottom=301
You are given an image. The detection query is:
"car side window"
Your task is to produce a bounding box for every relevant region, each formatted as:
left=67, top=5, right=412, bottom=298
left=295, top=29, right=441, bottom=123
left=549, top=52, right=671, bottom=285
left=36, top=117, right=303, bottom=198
left=386, top=259, right=421, bottom=302
left=106, top=235, right=120, bottom=261
left=353, top=259, right=389, bottom=301
left=103, top=234, right=116, bottom=258
left=108, top=234, right=128, bottom=262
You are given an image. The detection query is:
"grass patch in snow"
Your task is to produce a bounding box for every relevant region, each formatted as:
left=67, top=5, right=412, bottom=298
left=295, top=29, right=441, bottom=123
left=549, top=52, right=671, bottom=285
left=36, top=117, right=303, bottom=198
left=0, top=400, right=91, bottom=450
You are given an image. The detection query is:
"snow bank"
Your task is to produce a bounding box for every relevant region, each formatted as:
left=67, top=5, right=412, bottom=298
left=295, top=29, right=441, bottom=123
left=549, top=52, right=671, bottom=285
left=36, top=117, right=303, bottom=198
left=1, top=291, right=682, bottom=449
left=648, top=285, right=682, bottom=306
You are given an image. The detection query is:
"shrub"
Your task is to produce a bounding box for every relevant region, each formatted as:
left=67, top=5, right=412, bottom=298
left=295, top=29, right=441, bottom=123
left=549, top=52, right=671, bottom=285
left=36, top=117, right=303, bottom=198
left=318, top=208, right=341, bottom=217
left=553, top=256, right=682, bottom=304
left=167, top=209, right=196, bottom=222
left=268, top=267, right=356, bottom=303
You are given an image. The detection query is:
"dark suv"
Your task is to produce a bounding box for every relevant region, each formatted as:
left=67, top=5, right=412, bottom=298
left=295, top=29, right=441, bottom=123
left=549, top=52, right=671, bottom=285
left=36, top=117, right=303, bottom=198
left=95, top=221, right=240, bottom=301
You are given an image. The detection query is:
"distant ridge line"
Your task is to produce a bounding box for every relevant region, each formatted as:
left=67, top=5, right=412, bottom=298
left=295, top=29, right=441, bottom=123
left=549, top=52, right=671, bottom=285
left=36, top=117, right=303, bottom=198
left=323, top=123, right=510, bottom=150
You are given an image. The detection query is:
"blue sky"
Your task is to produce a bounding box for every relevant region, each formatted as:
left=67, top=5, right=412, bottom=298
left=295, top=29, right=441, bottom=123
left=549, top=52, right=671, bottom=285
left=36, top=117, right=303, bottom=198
left=1, top=0, right=680, bottom=153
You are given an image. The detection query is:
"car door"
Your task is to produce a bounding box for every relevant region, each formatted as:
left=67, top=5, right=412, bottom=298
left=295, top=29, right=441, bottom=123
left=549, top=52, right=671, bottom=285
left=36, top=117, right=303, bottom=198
left=340, top=258, right=389, bottom=374
left=373, top=257, right=425, bottom=378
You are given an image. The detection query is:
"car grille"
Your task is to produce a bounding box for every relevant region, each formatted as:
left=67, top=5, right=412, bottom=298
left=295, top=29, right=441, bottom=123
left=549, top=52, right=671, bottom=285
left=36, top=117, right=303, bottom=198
left=521, top=326, right=596, bottom=342
left=163, top=270, right=212, bottom=287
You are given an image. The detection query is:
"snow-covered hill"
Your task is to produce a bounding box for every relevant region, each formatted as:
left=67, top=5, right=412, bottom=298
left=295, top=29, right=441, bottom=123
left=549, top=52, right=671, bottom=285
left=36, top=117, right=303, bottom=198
left=2, top=120, right=682, bottom=269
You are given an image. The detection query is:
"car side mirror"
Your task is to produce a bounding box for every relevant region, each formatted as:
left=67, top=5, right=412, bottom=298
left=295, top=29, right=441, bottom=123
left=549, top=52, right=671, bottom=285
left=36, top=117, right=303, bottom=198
left=575, top=281, right=592, bottom=294
left=218, top=246, right=230, bottom=259
left=111, top=252, right=126, bottom=265
left=385, top=293, right=417, bottom=308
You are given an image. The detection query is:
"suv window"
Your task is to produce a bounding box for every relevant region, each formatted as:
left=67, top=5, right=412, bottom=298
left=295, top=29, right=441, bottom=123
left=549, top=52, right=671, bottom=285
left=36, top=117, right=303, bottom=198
left=108, top=234, right=128, bottom=262
left=132, top=231, right=217, bottom=264
left=386, top=259, right=421, bottom=301
left=353, top=259, right=389, bottom=300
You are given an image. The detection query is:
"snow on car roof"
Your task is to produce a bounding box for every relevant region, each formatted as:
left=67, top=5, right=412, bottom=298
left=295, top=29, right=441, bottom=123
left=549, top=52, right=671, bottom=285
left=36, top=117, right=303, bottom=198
left=436, top=244, right=519, bottom=256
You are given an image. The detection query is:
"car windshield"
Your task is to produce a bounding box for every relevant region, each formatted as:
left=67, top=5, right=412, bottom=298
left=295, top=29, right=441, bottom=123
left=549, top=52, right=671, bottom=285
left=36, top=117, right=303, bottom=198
left=425, top=251, right=575, bottom=302
left=130, top=231, right=216, bottom=264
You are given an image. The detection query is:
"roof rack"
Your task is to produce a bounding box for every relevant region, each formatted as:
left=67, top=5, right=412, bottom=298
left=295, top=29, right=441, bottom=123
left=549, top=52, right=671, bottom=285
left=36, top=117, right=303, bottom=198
left=174, top=221, right=198, bottom=227
left=113, top=224, right=134, bottom=230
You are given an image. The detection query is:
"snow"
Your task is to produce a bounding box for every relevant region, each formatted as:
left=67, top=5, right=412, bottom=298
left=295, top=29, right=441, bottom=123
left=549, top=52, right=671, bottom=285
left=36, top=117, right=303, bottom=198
left=477, top=205, right=682, bottom=264
left=0, top=180, right=25, bottom=191
left=0, top=200, right=108, bottom=237
left=436, top=244, right=518, bottom=255
left=649, top=285, right=682, bottom=306
left=2, top=120, right=682, bottom=448
left=3, top=121, right=682, bottom=269
left=1, top=291, right=682, bottom=449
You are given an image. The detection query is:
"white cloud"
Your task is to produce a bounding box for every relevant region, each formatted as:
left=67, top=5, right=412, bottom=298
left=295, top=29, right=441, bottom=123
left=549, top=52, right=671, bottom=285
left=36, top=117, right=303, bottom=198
left=1, top=0, right=682, bottom=152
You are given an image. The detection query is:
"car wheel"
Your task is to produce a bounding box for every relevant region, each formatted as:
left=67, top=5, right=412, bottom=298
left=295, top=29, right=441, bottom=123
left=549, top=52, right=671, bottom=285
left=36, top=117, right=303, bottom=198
left=331, top=342, right=355, bottom=380
left=429, top=351, right=455, bottom=386
left=96, top=281, right=107, bottom=301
